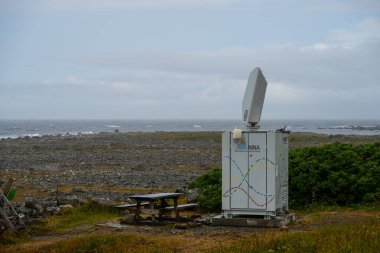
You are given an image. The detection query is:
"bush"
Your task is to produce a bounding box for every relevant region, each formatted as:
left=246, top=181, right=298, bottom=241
left=190, top=142, right=380, bottom=211
left=188, top=168, right=222, bottom=212
left=289, top=142, right=380, bottom=207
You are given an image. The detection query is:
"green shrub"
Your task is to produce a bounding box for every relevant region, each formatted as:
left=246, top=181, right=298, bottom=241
left=188, top=168, right=222, bottom=212
left=190, top=142, right=380, bottom=211
left=289, top=142, right=380, bottom=207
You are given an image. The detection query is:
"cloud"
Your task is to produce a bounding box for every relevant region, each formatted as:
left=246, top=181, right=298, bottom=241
left=9, top=16, right=379, bottom=119
left=1, top=0, right=247, bottom=11
left=330, top=17, right=380, bottom=46
left=58, top=16, right=377, bottom=118
left=43, top=75, right=136, bottom=93
left=78, top=15, right=379, bottom=82
left=309, top=0, right=380, bottom=13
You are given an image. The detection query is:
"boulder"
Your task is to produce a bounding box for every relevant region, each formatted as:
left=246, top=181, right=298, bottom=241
left=194, top=217, right=211, bottom=225
left=46, top=206, right=61, bottom=215
left=58, top=195, right=82, bottom=206
left=34, top=204, right=44, bottom=212
left=59, top=204, right=74, bottom=210
left=185, top=188, right=199, bottom=203
left=174, top=223, right=188, bottom=230
left=90, top=197, right=116, bottom=207
left=120, top=214, right=135, bottom=224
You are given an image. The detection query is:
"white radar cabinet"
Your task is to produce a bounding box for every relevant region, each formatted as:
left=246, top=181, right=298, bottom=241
left=221, top=67, right=289, bottom=219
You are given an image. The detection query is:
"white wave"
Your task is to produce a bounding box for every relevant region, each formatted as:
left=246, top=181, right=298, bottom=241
left=22, top=133, right=42, bottom=138
left=0, top=135, right=18, bottom=139
left=146, top=125, right=153, bottom=128
left=81, top=131, right=94, bottom=135
left=105, top=125, right=120, bottom=128
left=193, top=124, right=202, bottom=128
left=331, top=125, right=350, bottom=129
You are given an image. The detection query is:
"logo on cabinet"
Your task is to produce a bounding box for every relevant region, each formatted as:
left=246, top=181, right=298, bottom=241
left=236, top=136, right=247, bottom=151
left=235, top=136, right=261, bottom=152
left=248, top=144, right=261, bottom=152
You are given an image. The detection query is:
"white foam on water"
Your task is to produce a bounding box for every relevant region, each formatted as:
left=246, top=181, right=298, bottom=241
left=105, top=125, right=120, bottom=128
left=22, top=133, right=42, bottom=138
left=81, top=131, right=94, bottom=135
left=0, top=135, right=19, bottom=139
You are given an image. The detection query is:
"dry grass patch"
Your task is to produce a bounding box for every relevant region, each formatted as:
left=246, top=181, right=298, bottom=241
left=1, top=233, right=238, bottom=253
left=212, top=211, right=380, bottom=253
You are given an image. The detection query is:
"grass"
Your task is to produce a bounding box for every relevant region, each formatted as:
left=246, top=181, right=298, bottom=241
left=291, top=202, right=380, bottom=216
left=212, top=212, right=380, bottom=253
left=14, top=234, right=174, bottom=253
left=2, top=205, right=380, bottom=252
left=30, top=202, right=121, bottom=235
left=1, top=202, right=122, bottom=249
left=1, top=232, right=236, bottom=253
left=232, top=223, right=377, bottom=253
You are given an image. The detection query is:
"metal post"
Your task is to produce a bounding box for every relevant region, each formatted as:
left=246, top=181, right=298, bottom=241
left=56, top=178, right=59, bottom=205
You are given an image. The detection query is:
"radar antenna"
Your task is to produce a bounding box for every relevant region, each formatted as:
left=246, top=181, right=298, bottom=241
left=242, top=67, right=268, bottom=129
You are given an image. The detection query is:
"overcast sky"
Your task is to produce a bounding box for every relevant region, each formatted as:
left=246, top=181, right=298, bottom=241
left=1, top=0, right=379, bottom=120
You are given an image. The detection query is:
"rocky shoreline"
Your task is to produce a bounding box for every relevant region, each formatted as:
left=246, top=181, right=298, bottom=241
left=0, top=132, right=220, bottom=204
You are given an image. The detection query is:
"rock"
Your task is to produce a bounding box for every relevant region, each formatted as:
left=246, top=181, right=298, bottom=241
left=59, top=204, right=73, bottom=210
left=185, top=188, right=199, bottom=203
left=34, top=204, right=44, bottom=212
left=120, top=214, right=135, bottom=224
left=41, top=200, right=58, bottom=208
left=24, top=200, right=35, bottom=209
left=187, top=222, right=201, bottom=228
left=90, top=197, right=116, bottom=207
left=175, top=188, right=184, bottom=193
left=174, top=223, right=188, bottom=229
left=194, top=217, right=211, bottom=225
left=46, top=206, right=61, bottom=215
left=58, top=195, right=81, bottom=206
left=190, top=214, right=201, bottom=219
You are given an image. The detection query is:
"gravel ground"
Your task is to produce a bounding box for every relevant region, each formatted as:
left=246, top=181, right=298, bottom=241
left=0, top=132, right=221, bottom=201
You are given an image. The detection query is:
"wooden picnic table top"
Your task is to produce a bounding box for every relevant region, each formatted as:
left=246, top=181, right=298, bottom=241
left=129, top=192, right=183, bottom=200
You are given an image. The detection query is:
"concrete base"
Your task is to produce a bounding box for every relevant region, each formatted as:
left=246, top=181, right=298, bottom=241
left=211, top=213, right=296, bottom=228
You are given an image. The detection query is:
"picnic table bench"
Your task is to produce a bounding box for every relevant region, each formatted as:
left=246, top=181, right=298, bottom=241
left=129, top=193, right=197, bottom=222
left=160, top=203, right=198, bottom=211
left=114, top=202, right=150, bottom=209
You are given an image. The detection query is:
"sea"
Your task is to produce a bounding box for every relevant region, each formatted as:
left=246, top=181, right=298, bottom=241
left=0, top=119, right=380, bottom=139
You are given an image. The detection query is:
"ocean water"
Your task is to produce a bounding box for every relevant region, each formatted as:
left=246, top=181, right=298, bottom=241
left=0, top=119, right=380, bottom=139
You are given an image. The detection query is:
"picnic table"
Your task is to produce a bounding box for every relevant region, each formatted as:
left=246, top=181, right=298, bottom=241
left=129, top=192, right=197, bottom=221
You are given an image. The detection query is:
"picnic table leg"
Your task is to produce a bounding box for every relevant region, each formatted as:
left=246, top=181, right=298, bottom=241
left=150, top=201, right=156, bottom=222
left=135, top=200, right=141, bottom=221
left=173, top=197, right=179, bottom=219
left=159, top=199, right=167, bottom=219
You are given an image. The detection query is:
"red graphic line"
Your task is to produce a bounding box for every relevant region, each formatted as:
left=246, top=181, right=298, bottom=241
left=223, top=186, right=275, bottom=207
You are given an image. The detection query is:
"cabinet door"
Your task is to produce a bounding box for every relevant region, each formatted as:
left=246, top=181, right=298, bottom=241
left=248, top=133, right=268, bottom=209
left=229, top=133, right=249, bottom=209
